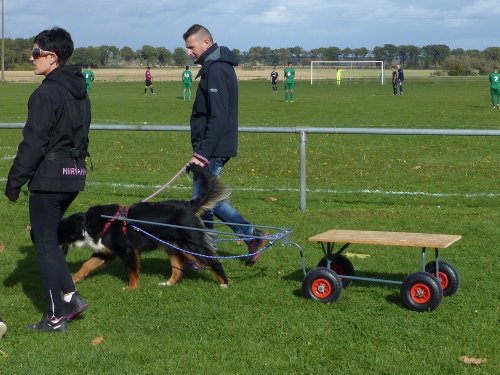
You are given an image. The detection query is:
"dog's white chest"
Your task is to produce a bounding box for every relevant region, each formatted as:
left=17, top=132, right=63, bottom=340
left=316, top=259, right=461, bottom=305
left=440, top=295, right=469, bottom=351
left=75, top=231, right=108, bottom=254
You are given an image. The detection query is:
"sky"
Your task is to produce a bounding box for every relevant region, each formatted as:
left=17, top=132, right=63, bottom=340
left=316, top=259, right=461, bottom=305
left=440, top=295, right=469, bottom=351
left=3, top=0, right=500, bottom=52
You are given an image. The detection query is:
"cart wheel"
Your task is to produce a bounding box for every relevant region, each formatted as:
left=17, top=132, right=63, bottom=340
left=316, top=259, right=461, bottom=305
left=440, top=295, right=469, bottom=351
left=401, top=272, right=443, bottom=312
left=303, top=267, right=342, bottom=303
left=317, top=255, right=354, bottom=288
left=425, top=261, right=459, bottom=297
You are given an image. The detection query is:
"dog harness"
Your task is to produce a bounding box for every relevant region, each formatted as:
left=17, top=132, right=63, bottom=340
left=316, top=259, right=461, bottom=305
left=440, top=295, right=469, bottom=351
left=100, top=206, right=129, bottom=238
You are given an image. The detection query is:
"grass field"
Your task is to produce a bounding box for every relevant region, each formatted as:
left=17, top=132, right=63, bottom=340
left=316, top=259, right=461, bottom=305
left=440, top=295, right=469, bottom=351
left=0, top=79, right=499, bottom=374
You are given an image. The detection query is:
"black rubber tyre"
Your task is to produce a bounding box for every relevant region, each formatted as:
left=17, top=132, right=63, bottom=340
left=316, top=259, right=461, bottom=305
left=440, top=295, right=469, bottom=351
left=425, top=261, right=460, bottom=297
left=401, top=272, right=443, bottom=312
left=317, top=254, right=354, bottom=288
left=303, top=267, right=342, bottom=303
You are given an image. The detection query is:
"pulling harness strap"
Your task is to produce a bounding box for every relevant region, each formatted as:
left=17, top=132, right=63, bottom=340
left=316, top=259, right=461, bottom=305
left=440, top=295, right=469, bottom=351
left=100, top=206, right=129, bottom=238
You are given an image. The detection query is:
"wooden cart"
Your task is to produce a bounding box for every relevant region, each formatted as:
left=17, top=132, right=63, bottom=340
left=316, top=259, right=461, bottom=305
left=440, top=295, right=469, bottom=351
left=303, top=229, right=461, bottom=312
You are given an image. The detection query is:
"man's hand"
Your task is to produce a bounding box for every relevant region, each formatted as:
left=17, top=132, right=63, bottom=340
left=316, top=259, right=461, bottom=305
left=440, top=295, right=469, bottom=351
left=189, top=156, right=206, bottom=166
left=190, top=153, right=209, bottom=167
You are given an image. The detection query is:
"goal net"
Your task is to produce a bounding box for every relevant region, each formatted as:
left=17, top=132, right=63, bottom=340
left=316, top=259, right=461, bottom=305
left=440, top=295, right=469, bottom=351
left=310, top=61, right=384, bottom=85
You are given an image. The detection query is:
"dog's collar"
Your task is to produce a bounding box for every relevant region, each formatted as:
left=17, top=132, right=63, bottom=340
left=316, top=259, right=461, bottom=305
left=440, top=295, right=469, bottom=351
left=100, top=206, right=129, bottom=238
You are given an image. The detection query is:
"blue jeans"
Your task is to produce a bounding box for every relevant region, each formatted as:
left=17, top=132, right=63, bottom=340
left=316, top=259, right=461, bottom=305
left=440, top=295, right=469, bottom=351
left=192, top=157, right=254, bottom=242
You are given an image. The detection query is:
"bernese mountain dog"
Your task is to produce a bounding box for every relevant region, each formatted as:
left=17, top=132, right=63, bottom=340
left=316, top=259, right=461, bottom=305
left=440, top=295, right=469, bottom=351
left=58, top=164, right=230, bottom=289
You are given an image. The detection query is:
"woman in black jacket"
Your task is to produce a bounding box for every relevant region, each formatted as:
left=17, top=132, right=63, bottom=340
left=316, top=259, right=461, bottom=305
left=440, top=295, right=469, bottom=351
left=5, top=27, right=91, bottom=332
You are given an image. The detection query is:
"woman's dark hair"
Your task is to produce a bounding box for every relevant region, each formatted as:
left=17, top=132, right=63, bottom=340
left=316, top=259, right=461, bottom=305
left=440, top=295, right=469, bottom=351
left=34, top=27, right=74, bottom=66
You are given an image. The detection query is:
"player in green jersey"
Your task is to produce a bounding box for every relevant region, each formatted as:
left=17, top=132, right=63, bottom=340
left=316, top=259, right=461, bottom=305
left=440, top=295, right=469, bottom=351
left=284, top=62, right=295, bottom=102
left=82, top=65, right=95, bottom=93
left=489, top=66, right=500, bottom=109
left=182, top=65, right=193, bottom=100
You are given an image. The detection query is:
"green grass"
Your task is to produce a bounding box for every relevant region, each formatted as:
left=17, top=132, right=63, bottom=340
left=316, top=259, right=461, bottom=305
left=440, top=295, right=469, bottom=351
left=0, top=80, right=499, bottom=374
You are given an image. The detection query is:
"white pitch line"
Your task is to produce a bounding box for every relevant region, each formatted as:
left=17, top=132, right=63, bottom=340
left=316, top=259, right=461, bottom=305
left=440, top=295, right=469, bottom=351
left=0, top=178, right=498, bottom=198
left=82, top=181, right=500, bottom=197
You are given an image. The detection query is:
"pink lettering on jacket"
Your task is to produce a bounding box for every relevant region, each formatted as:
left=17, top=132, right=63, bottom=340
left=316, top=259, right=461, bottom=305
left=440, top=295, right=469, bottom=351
left=62, top=167, right=87, bottom=176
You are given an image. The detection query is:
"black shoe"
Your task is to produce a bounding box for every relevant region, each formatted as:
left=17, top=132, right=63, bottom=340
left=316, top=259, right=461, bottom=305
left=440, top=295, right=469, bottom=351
left=63, top=292, right=88, bottom=321
left=27, top=314, right=68, bottom=332
left=246, top=229, right=269, bottom=267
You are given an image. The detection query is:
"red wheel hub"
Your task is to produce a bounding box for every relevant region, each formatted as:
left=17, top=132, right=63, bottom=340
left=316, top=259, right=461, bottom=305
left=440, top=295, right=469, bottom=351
left=431, top=271, right=449, bottom=289
left=410, top=283, right=431, bottom=304
left=311, top=278, right=332, bottom=299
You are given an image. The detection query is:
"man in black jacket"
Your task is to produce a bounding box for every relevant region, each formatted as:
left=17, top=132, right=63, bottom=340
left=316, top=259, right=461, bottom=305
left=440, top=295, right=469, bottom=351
left=183, top=24, right=267, bottom=266
left=5, top=27, right=90, bottom=332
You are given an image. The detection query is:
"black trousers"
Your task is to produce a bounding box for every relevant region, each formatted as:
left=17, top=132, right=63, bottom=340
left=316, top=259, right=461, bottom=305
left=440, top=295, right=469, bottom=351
left=29, top=191, right=78, bottom=317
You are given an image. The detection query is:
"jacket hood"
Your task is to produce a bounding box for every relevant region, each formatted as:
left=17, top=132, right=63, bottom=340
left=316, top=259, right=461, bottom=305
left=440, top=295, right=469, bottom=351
left=45, top=65, right=87, bottom=100
left=196, top=44, right=238, bottom=78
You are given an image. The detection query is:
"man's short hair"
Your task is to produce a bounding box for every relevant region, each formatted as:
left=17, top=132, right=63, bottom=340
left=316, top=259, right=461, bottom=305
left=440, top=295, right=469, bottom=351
left=34, top=27, right=74, bottom=66
left=183, top=24, right=213, bottom=43
left=185, top=65, right=189, bottom=70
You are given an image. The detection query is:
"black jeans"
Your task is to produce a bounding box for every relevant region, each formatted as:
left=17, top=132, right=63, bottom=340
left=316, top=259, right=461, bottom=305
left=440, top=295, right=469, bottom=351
left=29, top=191, right=78, bottom=317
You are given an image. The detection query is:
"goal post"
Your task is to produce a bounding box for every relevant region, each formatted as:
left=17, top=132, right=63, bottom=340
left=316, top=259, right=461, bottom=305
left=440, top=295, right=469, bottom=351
left=310, top=61, right=385, bottom=85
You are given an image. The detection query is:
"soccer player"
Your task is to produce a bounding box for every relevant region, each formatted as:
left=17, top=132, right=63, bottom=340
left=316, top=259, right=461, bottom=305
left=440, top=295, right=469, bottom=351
left=391, top=66, right=399, bottom=95
left=284, top=62, right=295, bottom=102
left=270, top=66, right=279, bottom=93
left=82, top=65, right=94, bottom=94
left=182, top=65, right=193, bottom=100
left=397, top=64, right=405, bottom=95
left=336, top=68, right=344, bottom=86
left=489, top=66, right=500, bottom=108
left=144, top=66, right=154, bottom=95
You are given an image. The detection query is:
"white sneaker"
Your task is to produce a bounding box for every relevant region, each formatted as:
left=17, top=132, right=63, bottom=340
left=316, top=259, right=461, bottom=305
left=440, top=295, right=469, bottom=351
left=0, top=320, right=7, bottom=338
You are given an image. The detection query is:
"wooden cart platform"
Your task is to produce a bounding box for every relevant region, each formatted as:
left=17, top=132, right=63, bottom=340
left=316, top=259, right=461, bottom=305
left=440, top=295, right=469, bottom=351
left=309, top=229, right=461, bottom=249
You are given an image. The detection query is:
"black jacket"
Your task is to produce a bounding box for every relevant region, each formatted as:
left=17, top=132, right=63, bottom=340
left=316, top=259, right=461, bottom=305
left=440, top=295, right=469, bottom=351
left=5, top=65, right=91, bottom=200
left=190, top=44, right=238, bottom=161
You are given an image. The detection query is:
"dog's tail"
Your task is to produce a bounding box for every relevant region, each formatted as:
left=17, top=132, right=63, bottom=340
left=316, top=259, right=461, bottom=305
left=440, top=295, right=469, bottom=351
left=187, top=164, right=231, bottom=217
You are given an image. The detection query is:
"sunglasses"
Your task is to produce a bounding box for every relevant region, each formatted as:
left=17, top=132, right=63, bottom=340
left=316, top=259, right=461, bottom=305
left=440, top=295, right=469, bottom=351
left=31, top=47, right=54, bottom=59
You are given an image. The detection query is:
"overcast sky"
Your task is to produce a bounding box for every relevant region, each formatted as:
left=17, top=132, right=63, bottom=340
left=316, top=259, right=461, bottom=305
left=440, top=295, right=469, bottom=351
left=4, top=0, right=500, bottom=51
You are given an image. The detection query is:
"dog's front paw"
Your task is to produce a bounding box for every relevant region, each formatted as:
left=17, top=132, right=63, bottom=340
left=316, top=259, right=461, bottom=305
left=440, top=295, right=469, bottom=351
left=220, top=283, right=228, bottom=288
left=159, top=281, right=173, bottom=287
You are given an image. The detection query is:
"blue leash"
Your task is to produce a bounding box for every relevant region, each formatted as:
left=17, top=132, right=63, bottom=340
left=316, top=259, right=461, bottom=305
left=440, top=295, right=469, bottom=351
left=100, top=214, right=293, bottom=261
left=130, top=223, right=272, bottom=260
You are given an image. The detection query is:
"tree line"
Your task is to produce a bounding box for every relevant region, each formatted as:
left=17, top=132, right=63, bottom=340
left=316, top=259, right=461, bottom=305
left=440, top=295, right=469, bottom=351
left=3, top=37, right=500, bottom=75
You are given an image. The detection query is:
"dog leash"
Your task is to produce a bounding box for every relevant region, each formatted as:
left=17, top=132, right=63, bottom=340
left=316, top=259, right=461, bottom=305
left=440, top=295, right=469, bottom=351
left=142, top=165, right=187, bottom=202
left=130, top=223, right=274, bottom=260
